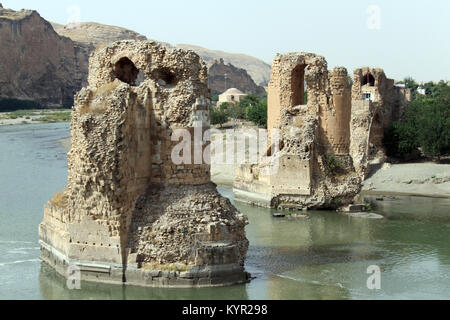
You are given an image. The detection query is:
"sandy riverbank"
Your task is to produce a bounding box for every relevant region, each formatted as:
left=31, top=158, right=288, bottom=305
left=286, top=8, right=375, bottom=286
left=0, top=117, right=35, bottom=125
left=0, top=110, right=71, bottom=126
left=362, top=162, right=450, bottom=198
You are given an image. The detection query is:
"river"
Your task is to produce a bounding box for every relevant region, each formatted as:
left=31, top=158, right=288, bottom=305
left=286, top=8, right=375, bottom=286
left=0, top=122, right=449, bottom=300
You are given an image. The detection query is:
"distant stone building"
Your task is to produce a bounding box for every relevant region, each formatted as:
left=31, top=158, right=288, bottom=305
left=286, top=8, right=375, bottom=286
left=218, top=88, right=248, bottom=104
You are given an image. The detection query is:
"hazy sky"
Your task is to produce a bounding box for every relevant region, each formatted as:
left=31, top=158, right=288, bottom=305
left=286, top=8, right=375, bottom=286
left=3, top=0, right=450, bottom=82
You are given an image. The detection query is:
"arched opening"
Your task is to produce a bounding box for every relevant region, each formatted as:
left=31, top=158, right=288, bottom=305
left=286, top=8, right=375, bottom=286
left=362, top=73, right=375, bottom=87
left=152, top=67, right=178, bottom=87
left=113, top=57, right=139, bottom=85
left=291, top=64, right=307, bottom=106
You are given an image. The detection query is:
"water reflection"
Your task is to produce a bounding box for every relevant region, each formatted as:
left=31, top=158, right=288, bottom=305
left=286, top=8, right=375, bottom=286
left=38, top=263, right=249, bottom=300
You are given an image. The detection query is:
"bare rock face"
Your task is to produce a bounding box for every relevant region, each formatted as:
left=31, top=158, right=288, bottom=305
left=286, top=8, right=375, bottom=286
left=39, top=41, right=249, bottom=287
left=234, top=52, right=410, bottom=210
left=176, top=44, right=272, bottom=86
left=0, top=6, right=83, bottom=107
left=208, top=59, right=266, bottom=95
left=51, top=22, right=147, bottom=48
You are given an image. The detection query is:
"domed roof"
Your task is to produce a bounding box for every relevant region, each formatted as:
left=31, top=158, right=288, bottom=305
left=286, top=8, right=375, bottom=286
left=221, top=88, right=245, bottom=95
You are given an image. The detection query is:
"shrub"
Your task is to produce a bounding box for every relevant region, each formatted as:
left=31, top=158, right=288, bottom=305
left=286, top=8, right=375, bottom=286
left=324, top=153, right=342, bottom=176
left=327, top=198, right=342, bottom=210
left=210, top=105, right=228, bottom=127
left=245, top=100, right=267, bottom=128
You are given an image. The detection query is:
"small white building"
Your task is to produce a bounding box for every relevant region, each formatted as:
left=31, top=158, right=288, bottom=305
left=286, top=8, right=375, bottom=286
left=218, top=88, right=247, bottom=104
left=417, top=86, right=426, bottom=96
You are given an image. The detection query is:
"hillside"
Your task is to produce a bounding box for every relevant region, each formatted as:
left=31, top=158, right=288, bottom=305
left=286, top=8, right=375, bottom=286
left=0, top=4, right=271, bottom=108
left=50, top=22, right=271, bottom=89
left=50, top=22, right=147, bottom=47
left=208, top=59, right=266, bottom=95
left=175, top=44, right=271, bottom=86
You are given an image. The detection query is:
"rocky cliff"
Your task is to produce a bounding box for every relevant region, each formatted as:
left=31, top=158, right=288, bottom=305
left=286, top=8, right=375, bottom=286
left=0, top=5, right=83, bottom=107
left=208, top=59, right=266, bottom=95
left=175, top=44, right=271, bottom=86
left=0, top=5, right=271, bottom=108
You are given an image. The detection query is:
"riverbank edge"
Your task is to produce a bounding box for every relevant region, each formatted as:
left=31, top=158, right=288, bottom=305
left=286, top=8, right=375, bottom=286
left=229, top=182, right=450, bottom=210
left=361, top=189, right=450, bottom=199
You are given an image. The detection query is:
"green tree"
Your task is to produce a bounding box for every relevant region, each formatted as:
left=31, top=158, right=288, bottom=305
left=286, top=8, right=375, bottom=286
left=211, top=94, right=219, bottom=102
left=416, top=94, right=450, bottom=158
left=403, top=77, right=418, bottom=90
left=210, top=105, right=229, bottom=128
left=383, top=82, right=450, bottom=159
left=245, top=99, right=267, bottom=128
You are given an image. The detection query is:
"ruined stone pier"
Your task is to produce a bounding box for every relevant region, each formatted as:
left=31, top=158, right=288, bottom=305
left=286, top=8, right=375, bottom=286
left=234, top=52, right=411, bottom=210
left=39, top=41, right=249, bottom=288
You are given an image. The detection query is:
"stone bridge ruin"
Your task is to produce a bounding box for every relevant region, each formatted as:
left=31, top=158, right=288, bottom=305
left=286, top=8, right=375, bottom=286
left=39, top=41, right=249, bottom=288
left=234, top=52, right=411, bottom=210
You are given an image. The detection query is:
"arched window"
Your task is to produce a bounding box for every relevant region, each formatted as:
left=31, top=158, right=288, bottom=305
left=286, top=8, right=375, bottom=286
left=152, top=67, right=178, bottom=87
left=291, top=64, right=307, bottom=106
left=113, top=57, right=139, bottom=85
left=362, top=73, right=375, bottom=87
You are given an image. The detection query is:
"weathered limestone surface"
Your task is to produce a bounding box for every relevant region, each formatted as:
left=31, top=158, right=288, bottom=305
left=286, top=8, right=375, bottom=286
left=39, top=40, right=249, bottom=287
left=234, top=52, right=410, bottom=210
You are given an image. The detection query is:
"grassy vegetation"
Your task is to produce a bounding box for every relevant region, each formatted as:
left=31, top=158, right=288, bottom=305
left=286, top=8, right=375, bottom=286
left=32, top=111, right=71, bottom=122
left=0, top=109, right=71, bottom=123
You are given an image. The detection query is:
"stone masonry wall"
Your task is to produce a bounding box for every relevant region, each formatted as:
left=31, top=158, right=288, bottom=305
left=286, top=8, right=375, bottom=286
left=39, top=41, right=249, bottom=287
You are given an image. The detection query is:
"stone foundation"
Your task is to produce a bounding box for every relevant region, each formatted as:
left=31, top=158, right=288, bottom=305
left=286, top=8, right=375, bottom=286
left=40, top=240, right=249, bottom=288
